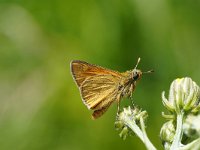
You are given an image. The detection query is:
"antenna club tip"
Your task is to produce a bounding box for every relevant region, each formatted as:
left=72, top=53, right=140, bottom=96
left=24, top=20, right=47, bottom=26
left=142, top=69, right=154, bottom=74
left=150, top=69, right=154, bottom=73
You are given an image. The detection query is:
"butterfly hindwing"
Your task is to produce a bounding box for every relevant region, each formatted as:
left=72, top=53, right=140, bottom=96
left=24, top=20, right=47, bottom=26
left=80, top=75, right=118, bottom=109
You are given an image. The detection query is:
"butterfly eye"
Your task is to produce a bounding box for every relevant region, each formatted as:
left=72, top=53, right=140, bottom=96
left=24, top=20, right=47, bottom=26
left=133, top=73, right=139, bottom=80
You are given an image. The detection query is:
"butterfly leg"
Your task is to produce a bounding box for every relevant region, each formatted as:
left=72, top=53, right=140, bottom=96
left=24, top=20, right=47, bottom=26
left=127, top=84, right=134, bottom=99
left=116, top=94, right=121, bottom=115
left=131, top=97, right=135, bottom=107
left=129, top=84, right=135, bottom=107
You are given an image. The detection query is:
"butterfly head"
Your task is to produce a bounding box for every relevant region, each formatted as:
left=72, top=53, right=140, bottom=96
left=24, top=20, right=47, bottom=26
left=132, top=69, right=142, bottom=81
left=131, top=57, right=154, bottom=81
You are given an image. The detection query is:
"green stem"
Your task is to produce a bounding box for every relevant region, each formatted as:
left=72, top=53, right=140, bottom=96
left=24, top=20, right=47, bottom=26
left=170, top=112, right=184, bottom=150
left=124, top=117, right=144, bottom=143
left=123, top=116, right=157, bottom=150
left=140, top=117, right=157, bottom=150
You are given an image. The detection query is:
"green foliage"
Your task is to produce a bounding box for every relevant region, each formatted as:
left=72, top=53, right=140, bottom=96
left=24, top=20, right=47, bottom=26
left=0, top=0, right=200, bottom=150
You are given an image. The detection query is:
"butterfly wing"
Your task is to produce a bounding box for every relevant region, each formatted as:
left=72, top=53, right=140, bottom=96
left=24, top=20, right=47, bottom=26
left=70, top=60, right=122, bottom=119
left=70, top=60, right=122, bottom=86
left=80, top=74, right=118, bottom=109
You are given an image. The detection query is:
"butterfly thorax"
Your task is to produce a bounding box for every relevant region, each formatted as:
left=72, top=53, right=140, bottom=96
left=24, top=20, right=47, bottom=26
left=118, top=69, right=142, bottom=98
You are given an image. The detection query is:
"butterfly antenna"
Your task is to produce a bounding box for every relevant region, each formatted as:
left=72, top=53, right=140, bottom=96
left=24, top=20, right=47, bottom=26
left=142, top=69, right=154, bottom=74
left=134, top=57, right=141, bottom=69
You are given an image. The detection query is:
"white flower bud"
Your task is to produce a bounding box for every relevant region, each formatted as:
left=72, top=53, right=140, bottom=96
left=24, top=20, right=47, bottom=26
left=115, top=106, right=148, bottom=140
left=117, top=106, right=148, bottom=124
left=160, top=120, right=175, bottom=143
left=162, top=77, right=200, bottom=114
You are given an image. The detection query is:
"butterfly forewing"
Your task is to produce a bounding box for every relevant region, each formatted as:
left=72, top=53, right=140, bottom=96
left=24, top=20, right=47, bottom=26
left=70, top=60, right=122, bottom=119
left=71, top=60, right=122, bottom=86
left=71, top=60, right=121, bottom=86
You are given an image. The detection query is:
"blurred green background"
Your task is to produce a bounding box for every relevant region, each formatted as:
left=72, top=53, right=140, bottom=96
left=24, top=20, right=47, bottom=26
left=0, top=0, right=200, bottom=150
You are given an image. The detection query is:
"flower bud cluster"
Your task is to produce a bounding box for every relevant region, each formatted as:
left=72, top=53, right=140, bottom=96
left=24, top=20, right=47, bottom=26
left=115, top=106, right=148, bottom=140
left=160, top=77, right=200, bottom=147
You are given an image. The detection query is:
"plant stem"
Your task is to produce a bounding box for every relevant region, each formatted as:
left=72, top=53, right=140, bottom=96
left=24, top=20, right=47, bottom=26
left=170, top=111, right=184, bottom=150
left=124, top=116, right=144, bottom=142
left=140, top=117, right=157, bottom=150
left=123, top=115, right=157, bottom=150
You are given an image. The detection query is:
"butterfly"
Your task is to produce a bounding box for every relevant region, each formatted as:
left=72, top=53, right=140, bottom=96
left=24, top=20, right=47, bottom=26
left=70, top=58, right=153, bottom=119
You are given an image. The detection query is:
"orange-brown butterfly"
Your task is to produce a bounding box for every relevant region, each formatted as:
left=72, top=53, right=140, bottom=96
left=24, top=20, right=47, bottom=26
left=70, top=58, right=153, bottom=119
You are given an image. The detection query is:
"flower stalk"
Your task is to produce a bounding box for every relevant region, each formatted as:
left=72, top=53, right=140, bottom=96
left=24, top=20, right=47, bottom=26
left=115, top=106, right=156, bottom=150
left=140, top=117, right=156, bottom=150
left=170, top=112, right=184, bottom=150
